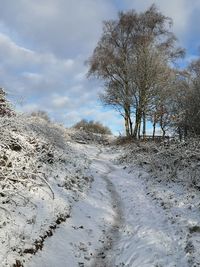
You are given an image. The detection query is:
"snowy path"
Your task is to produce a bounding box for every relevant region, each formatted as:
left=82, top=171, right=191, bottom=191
left=28, top=145, right=188, bottom=267
left=90, top=160, right=124, bottom=267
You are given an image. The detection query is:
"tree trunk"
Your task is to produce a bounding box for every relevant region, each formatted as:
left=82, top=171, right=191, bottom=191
left=152, top=121, right=156, bottom=139
left=142, top=112, right=146, bottom=138
left=161, top=127, right=166, bottom=138
left=124, top=114, right=130, bottom=136
left=160, top=116, right=166, bottom=138
left=133, top=108, right=142, bottom=139
left=129, top=118, right=133, bottom=136
left=138, top=120, right=141, bottom=139
left=127, top=105, right=133, bottom=136
left=124, top=106, right=131, bottom=136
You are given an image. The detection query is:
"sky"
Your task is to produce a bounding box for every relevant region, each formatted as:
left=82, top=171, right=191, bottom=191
left=0, top=0, right=200, bottom=134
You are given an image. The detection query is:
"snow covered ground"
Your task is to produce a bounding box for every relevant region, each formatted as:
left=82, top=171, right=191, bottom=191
left=2, top=120, right=200, bottom=267
left=26, top=144, right=197, bottom=267
left=118, top=140, right=200, bottom=266
left=0, top=117, right=92, bottom=267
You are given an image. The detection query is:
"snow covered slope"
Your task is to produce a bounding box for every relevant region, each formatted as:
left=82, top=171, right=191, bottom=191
left=27, top=145, right=192, bottom=267
left=2, top=119, right=200, bottom=267
left=118, top=140, right=200, bottom=266
left=0, top=116, right=92, bottom=267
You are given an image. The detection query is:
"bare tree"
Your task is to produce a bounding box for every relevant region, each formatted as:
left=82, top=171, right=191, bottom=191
left=87, top=10, right=137, bottom=136
left=148, top=68, right=178, bottom=138
left=129, top=6, right=184, bottom=138
left=175, top=59, right=200, bottom=137
left=87, top=5, right=184, bottom=138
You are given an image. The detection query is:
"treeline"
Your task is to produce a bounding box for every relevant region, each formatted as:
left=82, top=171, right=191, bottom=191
left=87, top=4, right=200, bottom=140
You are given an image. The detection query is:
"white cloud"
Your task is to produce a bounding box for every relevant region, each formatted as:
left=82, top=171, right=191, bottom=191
left=20, top=103, right=39, bottom=113
left=0, top=0, right=116, bottom=57
left=124, top=0, right=200, bottom=49
left=0, top=0, right=200, bottom=134
left=51, top=95, right=70, bottom=109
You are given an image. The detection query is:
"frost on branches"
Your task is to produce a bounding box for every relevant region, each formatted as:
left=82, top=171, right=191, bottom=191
left=0, top=88, right=14, bottom=117
left=0, top=115, right=92, bottom=267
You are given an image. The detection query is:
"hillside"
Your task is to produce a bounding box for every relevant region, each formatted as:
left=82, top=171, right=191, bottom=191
left=0, top=115, right=93, bottom=266
left=1, top=116, right=200, bottom=267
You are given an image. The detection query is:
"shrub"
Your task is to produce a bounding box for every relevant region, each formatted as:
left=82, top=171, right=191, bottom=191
left=30, top=110, right=51, bottom=122
left=73, top=119, right=112, bottom=135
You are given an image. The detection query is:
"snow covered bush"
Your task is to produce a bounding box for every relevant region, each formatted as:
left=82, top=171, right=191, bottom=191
left=0, top=115, right=92, bottom=266
left=69, top=128, right=112, bottom=145
left=72, top=119, right=112, bottom=135
left=118, top=138, right=200, bottom=187
left=0, top=88, right=14, bottom=117
left=27, top=116, right=67, bottom=148
left=30, top=110, right=51, bottom=123
left=150, top=139, right=200, bottom=186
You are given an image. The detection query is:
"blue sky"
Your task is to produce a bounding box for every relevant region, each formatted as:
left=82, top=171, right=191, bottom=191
left=0, top=0, right=200, bottom=134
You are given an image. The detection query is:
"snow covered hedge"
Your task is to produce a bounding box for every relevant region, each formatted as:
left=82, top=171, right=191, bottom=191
left=68, top=128, right=113, bottom=145
left=0, top=115, right=92, bottom=266
left=117, top=139, right=200, bottom=266
left=118, top=139, right=200, bottom=187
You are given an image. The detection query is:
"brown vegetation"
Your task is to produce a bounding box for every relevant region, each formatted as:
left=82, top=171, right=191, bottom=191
left=73, top=119, right=112, bottom=135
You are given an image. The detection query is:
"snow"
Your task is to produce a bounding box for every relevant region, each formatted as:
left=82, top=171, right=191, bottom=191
left=1, top=117, right=200, bottom=266
left=108, top=166, right=188, bottom=267
left=0, top=116, right=92, bottom=266
left=27, top=145, right=191, bottom=267
left=118, top=140, right=200, bottom=266
left=28, top=146, right=113, bottom=267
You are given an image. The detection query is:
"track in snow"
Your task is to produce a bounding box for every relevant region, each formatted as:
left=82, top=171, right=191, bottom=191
left=91, top=160, right=124, bottom=267
left=28, top=144, right=189, bottom=267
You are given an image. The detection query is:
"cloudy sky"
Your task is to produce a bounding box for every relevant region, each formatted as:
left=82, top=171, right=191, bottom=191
left=0, top=0, right=200, bottom=134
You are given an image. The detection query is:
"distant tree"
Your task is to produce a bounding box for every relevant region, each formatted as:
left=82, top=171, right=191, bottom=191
left=0, top=88, right=13, bottom=117
left=73, top=119, right=112, bottom=135
left=167, top=70, right=190, bottom=140
left=175, top=59, right=200, bottom=137
left=30, top=110, right=51, bottom=122
left=148, top=68, right=178, bottom=138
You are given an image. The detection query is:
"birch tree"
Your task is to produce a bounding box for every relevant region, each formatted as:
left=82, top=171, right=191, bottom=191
left=87, top=10, right=137, bottom=136
left=87, top=5, right=184, bottom=137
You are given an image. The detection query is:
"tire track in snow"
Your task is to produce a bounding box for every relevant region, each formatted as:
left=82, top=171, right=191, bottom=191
left=91, top=160, right=124, bottom=267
